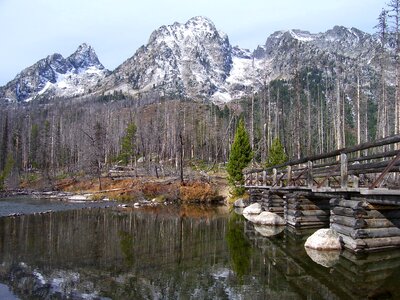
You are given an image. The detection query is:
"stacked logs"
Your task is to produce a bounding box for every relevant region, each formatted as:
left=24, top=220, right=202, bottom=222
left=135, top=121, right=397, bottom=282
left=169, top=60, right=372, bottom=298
left=264, top=192, right=285, bottom=216
left=248, top=188, right=265, bottom=202
left=330, top=197, right=400, bottom=253
left=284, top=193, right=330, bottom=228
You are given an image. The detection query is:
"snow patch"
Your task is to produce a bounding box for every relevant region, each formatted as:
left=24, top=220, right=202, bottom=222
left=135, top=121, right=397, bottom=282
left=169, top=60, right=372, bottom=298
left=289, top=30, right=315, bottom=42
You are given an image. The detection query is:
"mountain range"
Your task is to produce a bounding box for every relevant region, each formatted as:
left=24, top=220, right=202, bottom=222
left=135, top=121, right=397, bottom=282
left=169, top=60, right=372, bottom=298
left=0, top=16, right=384, bottom=104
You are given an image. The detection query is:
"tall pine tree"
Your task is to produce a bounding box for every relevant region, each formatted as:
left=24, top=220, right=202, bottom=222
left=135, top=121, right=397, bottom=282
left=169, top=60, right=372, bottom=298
left=227, top=119, right=252, bottom=196
left=118, top=122, right=137, bottom=165
left=266, top=137, right=288, bottom=167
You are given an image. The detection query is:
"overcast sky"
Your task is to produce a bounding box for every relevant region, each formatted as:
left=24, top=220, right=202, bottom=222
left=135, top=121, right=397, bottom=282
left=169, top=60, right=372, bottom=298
left=0, top=0, right=385, bottom=85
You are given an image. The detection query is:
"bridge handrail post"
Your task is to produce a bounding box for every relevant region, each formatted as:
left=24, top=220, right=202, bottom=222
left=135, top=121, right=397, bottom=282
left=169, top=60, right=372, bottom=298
left=287, top=165, right=292, bottom=186
left=341, top=153, right=348, bottom=189
left=273, top=168, right=277, bottom=186
left=307, top=161, right=313, bottom=188
left=263, top=170, right=267, bottom=186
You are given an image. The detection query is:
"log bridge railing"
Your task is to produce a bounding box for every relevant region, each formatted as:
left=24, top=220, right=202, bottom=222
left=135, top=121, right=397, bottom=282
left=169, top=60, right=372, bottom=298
left=244, top=135, right=400, bottom=195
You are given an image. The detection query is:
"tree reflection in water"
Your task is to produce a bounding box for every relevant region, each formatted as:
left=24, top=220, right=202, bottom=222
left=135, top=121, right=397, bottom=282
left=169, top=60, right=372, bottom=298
left=226, top=212, right=252, bottom=280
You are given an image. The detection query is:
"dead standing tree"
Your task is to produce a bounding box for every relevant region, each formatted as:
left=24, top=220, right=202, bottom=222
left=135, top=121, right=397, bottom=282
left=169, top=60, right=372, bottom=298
left=81, top=121, right=106, bottom=190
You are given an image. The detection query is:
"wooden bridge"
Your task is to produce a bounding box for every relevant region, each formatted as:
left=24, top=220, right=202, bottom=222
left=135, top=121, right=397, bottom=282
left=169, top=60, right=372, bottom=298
left=243, top=135, right=400, bottom=253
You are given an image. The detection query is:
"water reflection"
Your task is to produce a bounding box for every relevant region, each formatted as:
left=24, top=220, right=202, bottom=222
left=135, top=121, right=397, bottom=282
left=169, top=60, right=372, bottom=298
left=0, top=205, right=399, bottom=299
left=225, top=213, right=252, bottom=280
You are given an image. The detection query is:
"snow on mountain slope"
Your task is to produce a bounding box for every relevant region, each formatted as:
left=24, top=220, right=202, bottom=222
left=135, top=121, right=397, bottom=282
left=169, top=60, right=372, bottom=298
left=0, top=17, right=382, bottom=104
left=0, top=43, right=108, bottom=102
left=104, top=16, right=233, bottom=102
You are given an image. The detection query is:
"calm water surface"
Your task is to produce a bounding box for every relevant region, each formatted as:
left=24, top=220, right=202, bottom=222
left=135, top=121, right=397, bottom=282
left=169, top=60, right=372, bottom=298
left=0, top=197, right=399, bottom=299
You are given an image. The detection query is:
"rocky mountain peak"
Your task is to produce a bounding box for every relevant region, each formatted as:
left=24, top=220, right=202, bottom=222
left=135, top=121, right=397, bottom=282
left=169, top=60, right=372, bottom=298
left=67, top=43, right=104, bottom=71
left=0, top=17, right=383, bottom=105
left=0, top=44, right=107, bottom=102
left=109, top=16, right=232, bottom=101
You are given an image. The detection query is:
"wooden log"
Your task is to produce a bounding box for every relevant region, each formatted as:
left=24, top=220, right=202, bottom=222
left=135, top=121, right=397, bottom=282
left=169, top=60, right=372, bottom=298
left=331, top=223, right=356, bottom=237
left=287, top=203, right=330, bottom=210
left=341, top=153, right=348, bottom=189
left=362, top=236, right=400, bottom=249
left=332, top=207, right=367, bottom=217
left=364, top=198, right=400, bottom=206
left=353, top=227, right=400, bottom=239
left=337, top=233, right=367, bottom=251
left=330, top=198, right=369, bottom=210
left=333, top=223, right=400, bottom=239
left=364, top=218, right=400, bottom=228
left=287, top=215, right=329, bottom=223
left=285, top=197, right=314, bottom=204
left=286, top=220, right=326, bottom=228
left=286, top=209, right=329, bottom=217
left=268, top=207, right=284, bottom=213
left=365, top=209, right=400, bottom=219
left=330, top=215, right=367, bottom=229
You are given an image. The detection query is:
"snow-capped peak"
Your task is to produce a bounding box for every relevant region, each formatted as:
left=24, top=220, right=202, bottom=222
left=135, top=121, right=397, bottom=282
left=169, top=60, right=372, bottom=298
left=67, top=43, right=104, bottom=72
left=0, top=43, right=108, bottom=102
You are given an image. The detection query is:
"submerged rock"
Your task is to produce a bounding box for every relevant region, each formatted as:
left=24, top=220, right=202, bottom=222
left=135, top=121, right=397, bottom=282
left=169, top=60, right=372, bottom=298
left=253, top=212, right=286, bottom=226
left=305, top=228, right=342, bottom=250
left=243, top=203, right=262, bottom=214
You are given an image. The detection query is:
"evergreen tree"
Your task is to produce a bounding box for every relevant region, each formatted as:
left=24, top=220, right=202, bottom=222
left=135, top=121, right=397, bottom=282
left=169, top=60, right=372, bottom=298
left=0, top=154, right=14, bottom=191
left=266, top=137, right=288, bottom=167
left=227, top=119, right=252, bottom=196
left=118, top=122, right=137, bottom=165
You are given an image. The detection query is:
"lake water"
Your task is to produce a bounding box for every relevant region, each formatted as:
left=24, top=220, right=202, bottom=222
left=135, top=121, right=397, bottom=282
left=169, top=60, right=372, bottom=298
left=0, top=198, right=399, bottom=299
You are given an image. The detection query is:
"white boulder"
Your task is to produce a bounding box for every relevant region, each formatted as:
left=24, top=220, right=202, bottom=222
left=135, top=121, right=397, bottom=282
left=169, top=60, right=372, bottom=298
left=305, top=229, right=342, bottom=250
left=253, top=212, right=286, bottom=226
left=243, top=203, right=262, bottom=215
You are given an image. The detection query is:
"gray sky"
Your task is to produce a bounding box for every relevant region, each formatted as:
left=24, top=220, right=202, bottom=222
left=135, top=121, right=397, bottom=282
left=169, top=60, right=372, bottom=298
left=0, top=0, right=385, bottom=85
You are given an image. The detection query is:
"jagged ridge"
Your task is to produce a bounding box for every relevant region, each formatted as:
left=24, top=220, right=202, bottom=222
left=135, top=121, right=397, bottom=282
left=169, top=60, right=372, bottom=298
left=0, top=17, right=383, bottom=104
left=0, top=43, right=108, bottom=102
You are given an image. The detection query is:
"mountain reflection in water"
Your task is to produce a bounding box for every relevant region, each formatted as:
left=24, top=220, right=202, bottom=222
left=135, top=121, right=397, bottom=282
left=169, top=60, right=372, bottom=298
left=0, top=204, right=399, bottom=299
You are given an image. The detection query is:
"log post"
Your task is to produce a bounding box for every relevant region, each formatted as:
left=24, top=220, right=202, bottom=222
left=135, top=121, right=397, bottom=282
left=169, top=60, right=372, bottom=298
left=341, top=153, right=348, bottom=189
left=263, top=170, right=267, bottom=186
left=307, top=161, right=313, bottom=188
left=272, top=168, right=277, bottom=186
left=287, top=165, right=292, bottom=186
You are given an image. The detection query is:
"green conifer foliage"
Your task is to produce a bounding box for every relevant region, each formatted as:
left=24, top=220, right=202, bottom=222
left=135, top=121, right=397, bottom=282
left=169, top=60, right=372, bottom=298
left=227, top=119, right=253, bottom=195
left=0, top=154, right=14, bottom=190
left=118, top=123, right=137, bottom=165
left=266, top=138, right=288, bottom=167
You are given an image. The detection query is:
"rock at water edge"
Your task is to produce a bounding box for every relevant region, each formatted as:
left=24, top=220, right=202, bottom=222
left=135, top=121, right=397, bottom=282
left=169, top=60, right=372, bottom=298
left=305, top=228, right=342, bottom=250
left=253, top=211, right=286, bottom=226
left=233, top=198, right=246, bottom=208
left=243, top=203, right=262, bottom=215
